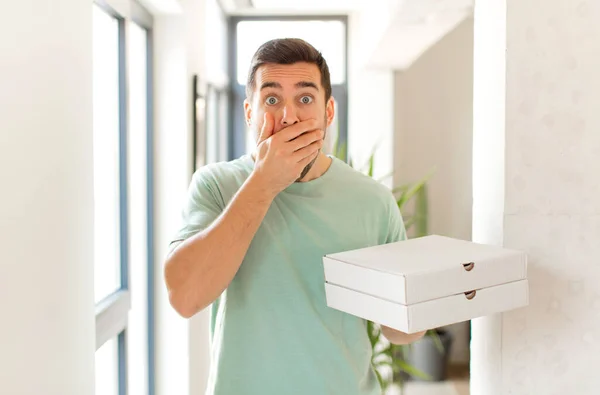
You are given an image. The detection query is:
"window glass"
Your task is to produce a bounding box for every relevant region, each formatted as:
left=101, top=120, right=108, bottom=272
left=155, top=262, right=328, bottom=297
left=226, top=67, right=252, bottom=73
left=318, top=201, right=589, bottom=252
left=236, top=20, right=345, bottom=85
left=95, top=336, right=119, bottom=395
left=92, top=4, right=122, bottom=303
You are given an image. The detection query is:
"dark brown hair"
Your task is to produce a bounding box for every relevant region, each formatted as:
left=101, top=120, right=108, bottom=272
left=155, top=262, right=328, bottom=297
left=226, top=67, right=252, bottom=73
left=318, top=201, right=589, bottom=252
left=245, top=38, right=332, bottom=102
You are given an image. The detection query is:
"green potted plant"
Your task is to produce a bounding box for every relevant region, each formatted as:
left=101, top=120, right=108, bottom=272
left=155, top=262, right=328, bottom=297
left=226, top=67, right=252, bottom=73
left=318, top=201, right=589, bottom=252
left=331, top=140, right=452, bottom=392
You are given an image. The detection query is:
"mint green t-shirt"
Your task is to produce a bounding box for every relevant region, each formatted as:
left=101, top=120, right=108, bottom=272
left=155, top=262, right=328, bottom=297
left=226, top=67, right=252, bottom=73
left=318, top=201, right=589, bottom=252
left=172, top=154, right=406, bottom=395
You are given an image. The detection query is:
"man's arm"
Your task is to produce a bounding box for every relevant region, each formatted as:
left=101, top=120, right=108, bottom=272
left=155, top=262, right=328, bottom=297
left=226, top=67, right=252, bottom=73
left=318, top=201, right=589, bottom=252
left=381, top=326, right=426, bottom=345
left=164, top=114, right=324, bottom=318
left=165, top=175, right=274, bottom=318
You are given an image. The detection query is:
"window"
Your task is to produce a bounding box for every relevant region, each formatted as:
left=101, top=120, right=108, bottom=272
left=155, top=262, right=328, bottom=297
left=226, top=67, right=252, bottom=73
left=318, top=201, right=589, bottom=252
left=93, top=2, right=122, bottom=305
left=193, top=81, right=230, bottom=171
left=95, top=335, right=120, bottom=395
left=228, top=16, right=349, bottom=161
left=127, top=18, right=153, bottom=395
left=206, top=86, right=220, bottom=164
left=206, top=85, right=229, bottom=164
left=236, top=20, right=346, bottom=85
left=93, top=2, right=155, bottom=394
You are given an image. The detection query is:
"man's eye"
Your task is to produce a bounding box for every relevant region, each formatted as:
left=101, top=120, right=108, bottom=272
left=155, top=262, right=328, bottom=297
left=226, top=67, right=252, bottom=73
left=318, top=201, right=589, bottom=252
left=266, top=96, right=278, bottom=105
left=300, top=96, right=313, bottom=104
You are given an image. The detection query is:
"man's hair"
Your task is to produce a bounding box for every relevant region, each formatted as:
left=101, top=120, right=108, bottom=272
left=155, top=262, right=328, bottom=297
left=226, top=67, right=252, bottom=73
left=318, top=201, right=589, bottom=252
left=246, top=38, right=332, bottom=102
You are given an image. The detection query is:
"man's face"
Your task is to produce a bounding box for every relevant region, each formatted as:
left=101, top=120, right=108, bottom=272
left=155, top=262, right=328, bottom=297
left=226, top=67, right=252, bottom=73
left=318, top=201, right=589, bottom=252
left=244, top=62, right=335, bottom=177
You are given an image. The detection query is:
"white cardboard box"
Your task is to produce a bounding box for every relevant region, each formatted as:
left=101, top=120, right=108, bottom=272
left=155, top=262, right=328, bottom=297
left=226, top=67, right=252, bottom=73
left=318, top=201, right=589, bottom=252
left=323, top=235, right=529, bottom=333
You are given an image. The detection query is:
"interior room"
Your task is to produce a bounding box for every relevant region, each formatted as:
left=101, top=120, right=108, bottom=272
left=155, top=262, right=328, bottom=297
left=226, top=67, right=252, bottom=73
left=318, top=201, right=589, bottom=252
left=1, top=0, right=598, bottom=394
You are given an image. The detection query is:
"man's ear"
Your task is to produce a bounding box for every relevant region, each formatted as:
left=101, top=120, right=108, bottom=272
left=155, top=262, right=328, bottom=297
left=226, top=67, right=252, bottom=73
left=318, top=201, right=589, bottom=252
left=244, top=98, right=252, bottom=127
left=326, top=97, right=336, bottom=127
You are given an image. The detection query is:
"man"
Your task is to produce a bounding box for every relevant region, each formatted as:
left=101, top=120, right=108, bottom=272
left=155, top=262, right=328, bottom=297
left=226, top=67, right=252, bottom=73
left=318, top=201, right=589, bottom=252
left=164, top=38, right=426, bottom=395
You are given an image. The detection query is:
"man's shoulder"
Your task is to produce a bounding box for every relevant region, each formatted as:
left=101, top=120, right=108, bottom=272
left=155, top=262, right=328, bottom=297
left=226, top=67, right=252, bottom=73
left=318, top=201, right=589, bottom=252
left=328, top=157, right=404, bottom=243
left=193, top=155, right=253, bottom=189
left=332, top=157, right=395, bottom=201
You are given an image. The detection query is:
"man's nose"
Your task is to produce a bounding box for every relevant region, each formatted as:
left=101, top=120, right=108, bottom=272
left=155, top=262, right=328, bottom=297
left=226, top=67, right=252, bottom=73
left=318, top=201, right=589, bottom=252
left=280, top=104, right=299, bottom=126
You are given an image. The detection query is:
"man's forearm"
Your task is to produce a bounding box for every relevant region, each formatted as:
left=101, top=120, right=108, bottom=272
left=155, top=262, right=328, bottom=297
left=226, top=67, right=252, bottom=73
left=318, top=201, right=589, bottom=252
left=164, top=174, right=274, bottom=318
left=381, top=325, right=426, bottom=345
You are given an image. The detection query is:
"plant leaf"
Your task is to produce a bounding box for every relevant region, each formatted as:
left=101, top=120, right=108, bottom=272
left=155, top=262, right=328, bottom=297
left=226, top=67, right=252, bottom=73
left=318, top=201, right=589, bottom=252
left=413, top=185, right=429, bottom=237
left=395, top=344, right=408, bottom=360
left=356, top=145, right=379, bottom=175
left=374, top=367, right=384, bottom=390
left=396, top=172, right=432, bottom=209
left=374, top=360, right=393, bottom=369
left=367, top=153, right=375, bottom=178
left=428, top=329, right=445, bottom=354
left=392, top=184, right=410, bottom=195
left=330, top=131, right=349, bottom=163
left=367, top=321, right=378, bottom=349
left=396, top=359, right=431, bottom=381
left=338, top=141, right=348, bottom=162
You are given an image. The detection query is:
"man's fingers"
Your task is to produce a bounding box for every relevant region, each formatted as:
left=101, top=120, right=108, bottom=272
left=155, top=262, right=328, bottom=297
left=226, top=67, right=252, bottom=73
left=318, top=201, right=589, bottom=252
left=257, top=112, right=274, bottom=145
left=289, top=129, right=324, bottom=152
left=276, top=118, right=320, bottom=142
left=293, top=140, right=323, bottom=162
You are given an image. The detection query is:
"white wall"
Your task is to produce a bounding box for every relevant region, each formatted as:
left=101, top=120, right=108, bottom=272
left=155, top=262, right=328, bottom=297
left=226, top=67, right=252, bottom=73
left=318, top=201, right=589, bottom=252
left=472, top=0, right=600, bottom=393
left=154, top=1, right=229, bottom=395
left=204, top=0, right=229, bottom=87
left=348, top=11, right=395, bottom=186
left=393, top=17, right=473, bottom=243
left=153, top=14, right=192, bottom=395
left=393, top=17, right=474, bottom=364
left=189, top=1, right=229, bottom=394
left=0, top=1, right=96, bottom=394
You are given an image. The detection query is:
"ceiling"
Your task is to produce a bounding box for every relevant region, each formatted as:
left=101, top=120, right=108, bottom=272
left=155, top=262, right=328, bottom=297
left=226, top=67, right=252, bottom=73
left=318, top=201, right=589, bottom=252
left=251, top=0, right=367, bottom=10
left=221, top=0, right=474, bottom=70
left=364, top=1, right=474, bottom=70
left=220, top=0, right=380, bottom=14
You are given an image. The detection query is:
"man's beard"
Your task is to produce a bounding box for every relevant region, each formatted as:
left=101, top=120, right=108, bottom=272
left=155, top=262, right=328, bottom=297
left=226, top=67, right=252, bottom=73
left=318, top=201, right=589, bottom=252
left=297, top=154, right=319, bottom=181
left=296, top=116, right=328, bottom=182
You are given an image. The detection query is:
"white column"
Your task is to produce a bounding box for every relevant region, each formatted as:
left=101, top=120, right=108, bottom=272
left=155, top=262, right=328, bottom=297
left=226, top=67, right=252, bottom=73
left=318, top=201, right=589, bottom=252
left=470, top=1, right=506, bottom=394
left=0, top=1, right=95, bottom=395
left=472, top=0, right=600, bottom=393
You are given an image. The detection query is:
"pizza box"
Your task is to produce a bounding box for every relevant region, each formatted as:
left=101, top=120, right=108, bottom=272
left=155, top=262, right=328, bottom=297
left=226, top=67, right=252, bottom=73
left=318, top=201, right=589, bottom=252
left=322, top=235, right=529, bottom=333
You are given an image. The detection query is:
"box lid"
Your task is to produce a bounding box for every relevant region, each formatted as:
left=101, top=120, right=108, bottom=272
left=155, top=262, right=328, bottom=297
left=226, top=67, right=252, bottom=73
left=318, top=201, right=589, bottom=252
left=323, top=235, right=527, bottom=305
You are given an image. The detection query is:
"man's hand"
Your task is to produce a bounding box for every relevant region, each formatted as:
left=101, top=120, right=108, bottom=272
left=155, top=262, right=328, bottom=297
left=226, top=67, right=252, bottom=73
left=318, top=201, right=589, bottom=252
left=381, top=325, right=426, bottom=345
left=251, top=113, right=324, bottom=197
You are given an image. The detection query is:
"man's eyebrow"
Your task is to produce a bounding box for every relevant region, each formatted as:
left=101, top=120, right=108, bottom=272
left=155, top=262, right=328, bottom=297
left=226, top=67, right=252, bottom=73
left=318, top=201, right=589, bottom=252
left=259, top=81, right=319, bottom=91
left=260, top=81, right=282, bottom=90
left=296, top=81, right=319, bottom=90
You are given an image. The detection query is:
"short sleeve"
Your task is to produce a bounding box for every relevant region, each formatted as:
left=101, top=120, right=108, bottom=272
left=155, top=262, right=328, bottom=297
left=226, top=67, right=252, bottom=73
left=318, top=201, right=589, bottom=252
left=170, top=169, right=224, bottom=247
left=385, top=193, right=407, bottom=244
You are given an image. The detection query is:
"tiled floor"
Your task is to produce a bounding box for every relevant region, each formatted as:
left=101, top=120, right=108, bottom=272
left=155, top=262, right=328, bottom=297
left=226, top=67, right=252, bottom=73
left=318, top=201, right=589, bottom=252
left=386, top=381, right=468, bottom=395
left=451, top=380, right=469, bottom=395
left=447, top=364, right=469, bottom=395
left=386, top=365, right=469, bottom=395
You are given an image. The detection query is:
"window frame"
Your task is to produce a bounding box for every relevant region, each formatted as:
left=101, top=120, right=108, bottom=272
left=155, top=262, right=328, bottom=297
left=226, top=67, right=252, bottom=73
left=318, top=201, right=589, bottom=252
left=130, top=6, right=156, bottom=395
left=226, top=15, right=349, bottom=161
left=93, top=1, right=156, bottom=395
